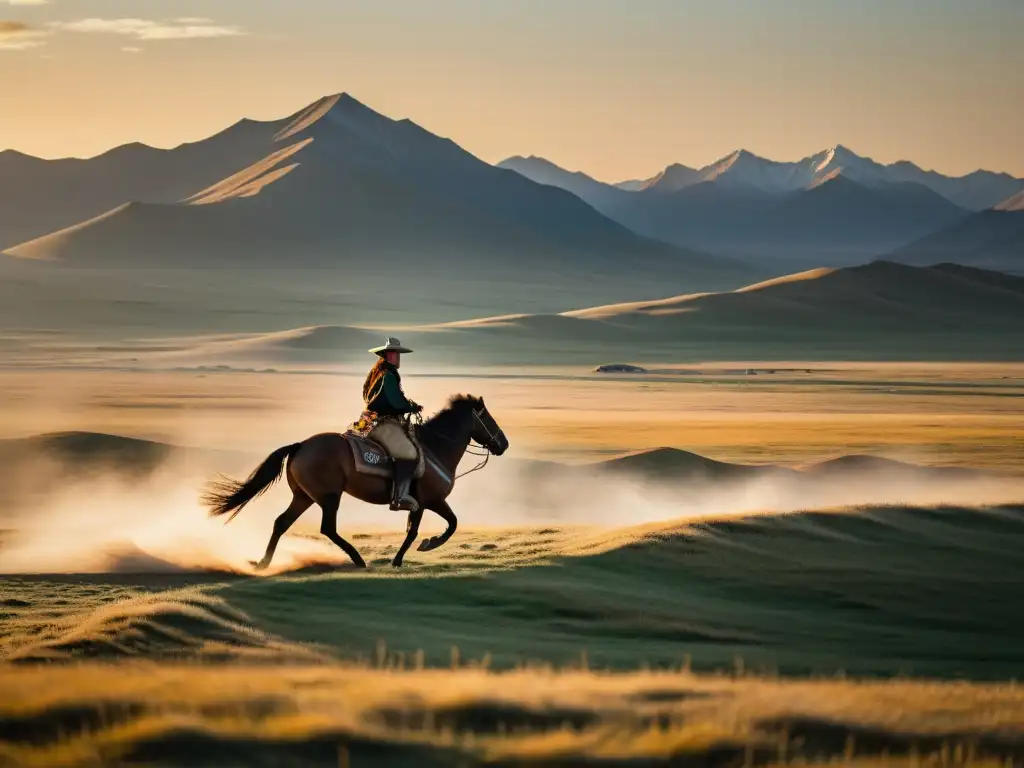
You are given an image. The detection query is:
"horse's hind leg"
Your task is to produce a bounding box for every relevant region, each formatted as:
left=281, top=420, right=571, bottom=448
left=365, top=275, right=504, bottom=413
left=417, top=500, right=458, bottom=553
left=253, top=490, right=313, bottom=571
left=319, top=492, right=367, bottom=568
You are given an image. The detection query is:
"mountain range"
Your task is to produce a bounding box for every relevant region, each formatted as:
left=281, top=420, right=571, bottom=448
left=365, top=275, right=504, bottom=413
left=1, top=90, right=1022, bottom=344
left=609, top=145, right=1023, bottom=208
left=500, top=149, right=1024, bottom=268
left=886, top=187, right=1024, bottom=272
left=0, top=93, right=754, bottom=313
left=889, top=210, right=1024, bottom=273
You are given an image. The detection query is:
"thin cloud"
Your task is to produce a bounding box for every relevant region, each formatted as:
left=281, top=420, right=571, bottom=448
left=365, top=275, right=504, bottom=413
left=50, top=17, right=246, bottom=40
left=0, top=19, right=49, bottom=49
left=121, top=45, right=142, bottom=53
left=1, top=1, right=50, bottom=6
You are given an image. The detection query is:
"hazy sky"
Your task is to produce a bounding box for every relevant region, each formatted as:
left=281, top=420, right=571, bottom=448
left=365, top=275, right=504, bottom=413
left=2, top=0, right=1022, bottom=180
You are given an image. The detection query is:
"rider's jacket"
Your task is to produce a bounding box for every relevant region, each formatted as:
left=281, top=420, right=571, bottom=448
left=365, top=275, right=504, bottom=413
left=353, top=360, right=418, bottom=433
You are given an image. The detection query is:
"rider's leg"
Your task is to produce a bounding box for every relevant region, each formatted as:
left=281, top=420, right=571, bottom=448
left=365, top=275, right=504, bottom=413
left=390, top=458, right=419, bottom=512
left=370, top=420, right=419, bottom=512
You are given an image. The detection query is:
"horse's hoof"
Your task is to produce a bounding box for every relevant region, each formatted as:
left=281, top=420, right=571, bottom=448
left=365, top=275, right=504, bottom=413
left=391, top=560, right=404, bottom=569
left=417, top=538, right=433, bottom=552
left=249, top=559, right=268, bottom=572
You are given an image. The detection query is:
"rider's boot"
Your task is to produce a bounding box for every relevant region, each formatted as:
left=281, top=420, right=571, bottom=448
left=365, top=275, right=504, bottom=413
left=390, top=459, right=420, bottom=513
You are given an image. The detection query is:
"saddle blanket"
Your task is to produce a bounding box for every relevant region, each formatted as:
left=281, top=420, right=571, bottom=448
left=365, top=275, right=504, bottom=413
left=345, top=432, right=457, bottom=489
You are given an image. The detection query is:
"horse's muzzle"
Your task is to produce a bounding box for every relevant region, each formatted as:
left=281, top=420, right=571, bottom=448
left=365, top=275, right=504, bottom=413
left=490, top=430, right=509, bottom=456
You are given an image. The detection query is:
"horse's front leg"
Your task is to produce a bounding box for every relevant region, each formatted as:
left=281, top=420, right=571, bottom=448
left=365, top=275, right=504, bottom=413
left=417, top=501, right=457, bottom=552
left=392, top=508, right=423, bottom=568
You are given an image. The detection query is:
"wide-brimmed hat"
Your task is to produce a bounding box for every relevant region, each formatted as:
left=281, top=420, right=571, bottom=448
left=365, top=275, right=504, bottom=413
left=369, top=336, right=413, bottom=357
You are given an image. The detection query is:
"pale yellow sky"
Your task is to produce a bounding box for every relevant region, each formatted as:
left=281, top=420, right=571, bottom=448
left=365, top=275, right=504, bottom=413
left=1, top=0, right=1022, bottom=180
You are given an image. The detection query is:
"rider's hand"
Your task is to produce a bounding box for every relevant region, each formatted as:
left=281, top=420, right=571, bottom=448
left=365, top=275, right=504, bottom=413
left=412, top=402, right=424, bottom=414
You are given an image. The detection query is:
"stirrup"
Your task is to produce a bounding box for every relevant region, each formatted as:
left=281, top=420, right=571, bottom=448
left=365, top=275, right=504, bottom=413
left=391, top=496, right=420, bottom=513
left=390, top=459, right=417, bottom=512
left=390, top=484, right=419, bottom=512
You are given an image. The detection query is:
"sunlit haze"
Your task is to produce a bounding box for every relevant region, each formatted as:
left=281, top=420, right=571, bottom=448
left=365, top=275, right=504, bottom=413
left=2, top=0, right=1022, bottom=179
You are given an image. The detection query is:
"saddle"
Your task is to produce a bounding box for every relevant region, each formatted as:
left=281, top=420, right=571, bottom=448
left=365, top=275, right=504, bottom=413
left=345, top=431, right=428, bottom=481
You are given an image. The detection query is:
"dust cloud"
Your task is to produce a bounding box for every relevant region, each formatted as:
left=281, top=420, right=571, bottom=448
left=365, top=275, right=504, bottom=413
left=0, top=451, right=325, bottom=575
left=1, top=441, right=1022, bottom=576
left=450, top=455, right=1024, bottom=529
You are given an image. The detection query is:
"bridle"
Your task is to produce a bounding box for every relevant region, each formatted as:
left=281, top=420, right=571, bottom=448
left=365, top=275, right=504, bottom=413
left=413, top=405, right=504, bottom=480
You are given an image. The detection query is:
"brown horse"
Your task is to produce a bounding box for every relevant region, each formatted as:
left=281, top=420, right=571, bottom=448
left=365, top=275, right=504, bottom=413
left=201, top=394, right=508, bottom=570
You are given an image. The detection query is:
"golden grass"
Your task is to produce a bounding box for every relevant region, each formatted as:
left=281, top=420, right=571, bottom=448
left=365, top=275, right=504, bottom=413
left=1, top=661, right=1023, bottom=766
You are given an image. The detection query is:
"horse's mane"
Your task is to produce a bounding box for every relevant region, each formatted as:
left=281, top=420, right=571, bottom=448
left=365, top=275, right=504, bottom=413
left=416, top=394, right=481, bottom=453
left=441, top=393, right=483, bottom=411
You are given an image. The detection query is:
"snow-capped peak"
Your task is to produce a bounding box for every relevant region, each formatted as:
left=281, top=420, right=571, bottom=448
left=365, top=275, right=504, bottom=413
left=696, top=149, right=802, bottom=193
left=642, top=162, right=699, bottom=192
left=815, top=147, right=837, bottom=174
left=498, top=137, right=1022, bottom=210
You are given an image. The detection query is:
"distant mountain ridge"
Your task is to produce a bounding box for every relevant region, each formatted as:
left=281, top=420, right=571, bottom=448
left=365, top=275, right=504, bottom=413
left=2, top=93, right=754, bottom=306
left=888, top=207, right=1024, bottom=273
left=996, top=189, right=1024, bottom=212
left=4, top=91, right=1022, bottom=318
left=500, top=153, right=975, bottom=266
left=501, top=145, right=1024, bottom=210
left=884, top=186, right=1024, bottom=274
left=501, top=147, right=1024, bottom=267
left=0, top=121, right=280, bottom=252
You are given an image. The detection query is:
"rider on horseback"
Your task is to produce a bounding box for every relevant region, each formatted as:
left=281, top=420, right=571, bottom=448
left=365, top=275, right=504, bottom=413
left=354, top=337, right=423, bottom=513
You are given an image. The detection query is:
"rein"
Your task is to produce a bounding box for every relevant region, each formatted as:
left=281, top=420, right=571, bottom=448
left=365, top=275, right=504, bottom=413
left=455, top=450, right=489, bottom=481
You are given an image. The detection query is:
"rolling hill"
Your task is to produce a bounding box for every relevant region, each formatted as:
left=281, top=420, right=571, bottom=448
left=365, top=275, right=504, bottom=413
left=3, top=94, right=751, bottom=303
left=8, top=259, right=1021, bottom=365
left=419, top=261, right=1024, bottom=362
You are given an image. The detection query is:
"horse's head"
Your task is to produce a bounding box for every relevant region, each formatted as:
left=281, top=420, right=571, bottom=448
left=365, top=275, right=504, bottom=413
left=464, top=395, right=509, bottom=456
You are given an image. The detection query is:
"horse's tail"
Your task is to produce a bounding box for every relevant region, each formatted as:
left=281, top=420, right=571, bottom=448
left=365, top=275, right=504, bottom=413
left=202, top=442, right=303, bottom=524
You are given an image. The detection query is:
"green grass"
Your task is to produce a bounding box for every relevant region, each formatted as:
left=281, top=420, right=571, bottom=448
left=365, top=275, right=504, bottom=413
left=4, top=504, right=1024, bottom=679
left=214, top=504, right=1022, bottom=681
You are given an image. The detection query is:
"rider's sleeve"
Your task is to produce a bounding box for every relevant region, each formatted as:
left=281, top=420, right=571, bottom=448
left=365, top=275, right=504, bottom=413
left=381, top=371, right=415, bottom=413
